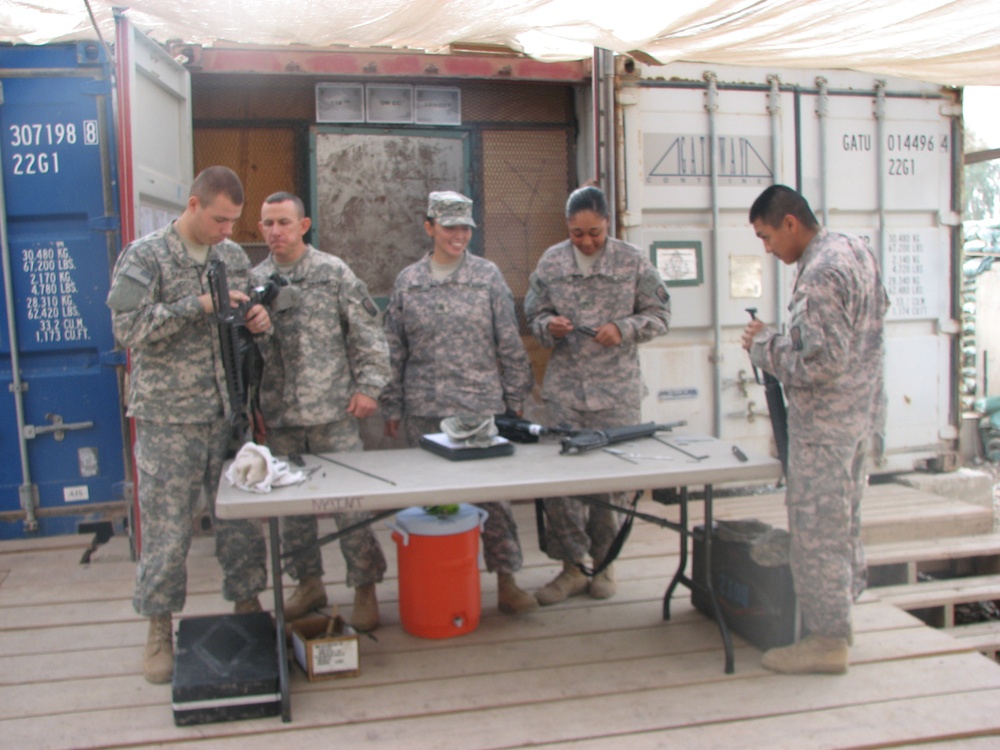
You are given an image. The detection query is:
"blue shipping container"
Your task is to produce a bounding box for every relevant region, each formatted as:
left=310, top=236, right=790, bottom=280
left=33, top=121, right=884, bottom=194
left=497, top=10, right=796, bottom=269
left=0, top=42, right=128, bottom=540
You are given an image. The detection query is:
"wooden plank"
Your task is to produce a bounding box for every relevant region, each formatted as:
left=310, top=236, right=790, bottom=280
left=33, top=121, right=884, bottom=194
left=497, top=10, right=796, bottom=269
left=866, top=533, right=1000, bottom=566
left=525, top=689, right=1000, bottom=750
left=2, top=479, right=999, bottom=749
left=875, top=574, right=1000, bottom=609
left=9, top=653, right=998, bottom=750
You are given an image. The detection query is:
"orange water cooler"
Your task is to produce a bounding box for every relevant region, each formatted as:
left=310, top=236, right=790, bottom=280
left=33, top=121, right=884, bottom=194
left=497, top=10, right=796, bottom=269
left=389, top=504, right=487, bottom=639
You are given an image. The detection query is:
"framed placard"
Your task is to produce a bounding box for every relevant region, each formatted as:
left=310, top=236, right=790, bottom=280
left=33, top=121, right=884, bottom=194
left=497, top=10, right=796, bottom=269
left=366, top=84, right=414, bottom=124
left=415, top=86, right=461, bottom=125
left=651, top=240, right=703, bottom=287
left=315, top=83, right=364, bottom=123
left=729, top=254, right=763, bottom=298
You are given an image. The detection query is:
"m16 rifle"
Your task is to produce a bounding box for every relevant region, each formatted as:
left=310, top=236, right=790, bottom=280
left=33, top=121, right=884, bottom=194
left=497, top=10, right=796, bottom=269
left=207, top=260, right=287, bottom=442
left=559, top=420, right=687, bottom=454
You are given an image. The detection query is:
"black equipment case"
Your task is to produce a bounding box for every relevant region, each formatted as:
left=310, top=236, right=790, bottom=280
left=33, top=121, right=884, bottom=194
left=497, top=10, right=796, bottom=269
left=691, top=521, right=798, bottom=651
left=171, top=612, right=280, bottom=726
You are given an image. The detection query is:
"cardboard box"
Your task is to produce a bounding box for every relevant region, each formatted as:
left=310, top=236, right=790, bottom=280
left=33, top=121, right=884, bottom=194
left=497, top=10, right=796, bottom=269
left=290, top=614, right=360, bottom=680
left=172, top=612, right=280, bottom=726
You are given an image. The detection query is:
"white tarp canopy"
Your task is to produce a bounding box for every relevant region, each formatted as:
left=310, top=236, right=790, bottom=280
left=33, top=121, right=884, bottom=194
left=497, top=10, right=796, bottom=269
left=2, top=0, right=999, bottom=87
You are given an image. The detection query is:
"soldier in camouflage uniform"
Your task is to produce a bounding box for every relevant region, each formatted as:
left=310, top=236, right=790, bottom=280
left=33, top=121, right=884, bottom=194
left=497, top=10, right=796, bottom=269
left=252, top=192, right=390, bottom=631
left=742, top=184, right=888, bottom=674
left=524, top=185, right=670, bottom=605
left=380, top=191, right=538, bottom=615
left=106, top=167, right=270, bottom=685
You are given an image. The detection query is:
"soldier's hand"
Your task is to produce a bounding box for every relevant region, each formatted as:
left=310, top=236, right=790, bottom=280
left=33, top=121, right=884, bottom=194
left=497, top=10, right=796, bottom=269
left=548, top=316, right=574, bottom=338
left=384, top=419, right=401, bottom=438
left=593, top=322, right=622, bottom=347
left=741, top=319, right=765, bottom=350
left=347, top=393, right=377, bottom=420
left=243, top=302, right=271, bottom=334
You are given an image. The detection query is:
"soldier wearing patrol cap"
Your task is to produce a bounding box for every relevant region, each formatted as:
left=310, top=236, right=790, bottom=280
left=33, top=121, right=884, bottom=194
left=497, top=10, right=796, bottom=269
left=381, top=190, right=538, bottom=615
left=742, top=184, right=888, bottom=675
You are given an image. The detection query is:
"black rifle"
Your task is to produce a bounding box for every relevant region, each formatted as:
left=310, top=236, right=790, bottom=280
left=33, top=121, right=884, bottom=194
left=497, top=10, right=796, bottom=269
left=494, top=414, right=575, bottom=443
left=559, top=420, right=687, bottom=454
left=746, top=307, right=789, bottom=475
left=207, top=261, right=286, bottom=442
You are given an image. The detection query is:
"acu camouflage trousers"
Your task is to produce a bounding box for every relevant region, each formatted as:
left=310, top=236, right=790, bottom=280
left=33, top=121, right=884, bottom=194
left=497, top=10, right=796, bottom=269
left=785, top=438, right=869, bottom=641
left=267, top=420, right=387, bottom=587
left=537, top=401, right=641, bottom=566
left=132, top=418, right=267, bottom=616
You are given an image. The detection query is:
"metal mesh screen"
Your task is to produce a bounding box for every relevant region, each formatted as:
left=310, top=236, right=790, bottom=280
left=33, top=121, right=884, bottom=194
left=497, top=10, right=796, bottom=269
left=481, top=129, right=574, bottom=299
left=461, top=82, right=574, bottom=123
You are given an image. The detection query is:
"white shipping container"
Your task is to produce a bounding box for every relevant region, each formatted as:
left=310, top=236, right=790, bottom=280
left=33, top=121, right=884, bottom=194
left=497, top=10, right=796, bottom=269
left=614, top=61, right=961, bottom=474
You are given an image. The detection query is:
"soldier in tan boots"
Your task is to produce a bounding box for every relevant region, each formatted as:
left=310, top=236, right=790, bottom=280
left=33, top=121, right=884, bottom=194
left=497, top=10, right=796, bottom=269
left=525, top=185, right=670, bottom=607
left=742, top=186, right=888, bottom=674
left=107, top=167, right=270, bottom=684
left=252, top=192, right=391, bottom=632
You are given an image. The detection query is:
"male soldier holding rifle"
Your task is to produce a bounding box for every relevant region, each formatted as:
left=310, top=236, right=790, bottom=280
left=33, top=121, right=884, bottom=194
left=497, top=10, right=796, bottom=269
left=107, top=166, right=270, bottom=684
left=741, top=184, right=888, bottom=674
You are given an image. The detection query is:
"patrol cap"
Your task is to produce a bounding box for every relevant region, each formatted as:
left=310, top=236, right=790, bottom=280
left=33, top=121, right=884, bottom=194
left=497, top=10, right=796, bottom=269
left=427, top=191, right=476, bottom=227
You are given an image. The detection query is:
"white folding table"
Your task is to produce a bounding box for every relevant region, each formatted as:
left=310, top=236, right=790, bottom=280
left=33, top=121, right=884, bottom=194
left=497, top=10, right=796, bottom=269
left=216, top=435, right=782, bottom=721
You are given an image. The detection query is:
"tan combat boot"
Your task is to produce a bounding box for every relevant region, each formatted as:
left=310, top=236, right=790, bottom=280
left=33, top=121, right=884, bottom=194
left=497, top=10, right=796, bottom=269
left=589, top=564, right=616, bottom=599
left=761, top=635, right=850, bottom=674
left=234, top=596, right=263, bottom=614
left=283, top=576, right=327, bottom=621
left=350, top=583, right=379, bottom=632
left=497, top=573, right=539, bottom=614
left=143, top=613, right=174, bottom=684
left=535, top=561, right=589, bottom=605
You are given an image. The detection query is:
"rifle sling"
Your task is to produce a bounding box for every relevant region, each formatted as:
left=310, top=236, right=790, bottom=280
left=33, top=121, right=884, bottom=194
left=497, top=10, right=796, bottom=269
left=536, top=491, right=641, bottom=577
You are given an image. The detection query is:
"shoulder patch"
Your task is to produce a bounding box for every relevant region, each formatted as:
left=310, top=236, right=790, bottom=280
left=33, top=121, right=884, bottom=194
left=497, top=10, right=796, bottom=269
left=107, top=263, right=155, bottom=312
left=362, top=296, right=379, bottom=317
left=123, top=264, right=154, bottom=287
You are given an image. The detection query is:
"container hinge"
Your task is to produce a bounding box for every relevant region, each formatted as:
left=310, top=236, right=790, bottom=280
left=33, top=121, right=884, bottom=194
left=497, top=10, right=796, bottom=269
left=19, top=484, right=39, bottom=532
left=937, top=319, right=960, bottom=335
left=939, top=102, right=962, bottom=118
left=23, top=414, right=94, bottom=442
left=100, top=349, right=127, bottom=367
left=937, top=210, right=961, bottom=227
left=90, top=215, right=121, bottom=232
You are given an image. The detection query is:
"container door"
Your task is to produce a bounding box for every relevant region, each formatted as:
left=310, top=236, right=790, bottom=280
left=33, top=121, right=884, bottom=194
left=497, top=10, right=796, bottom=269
left=115, top=14, right=193, bottom=554
left=616, top=62, right=960, bottom=474
left=0, top=42, right=125, bottom=538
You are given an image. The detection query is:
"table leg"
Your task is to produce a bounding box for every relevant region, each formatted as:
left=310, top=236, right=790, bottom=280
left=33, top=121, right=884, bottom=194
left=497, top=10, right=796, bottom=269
left=268, top=517, right=291, bottom=722
left=662, top=486, right=690, bottom=620
left=702, top=486, right=735, bottom=673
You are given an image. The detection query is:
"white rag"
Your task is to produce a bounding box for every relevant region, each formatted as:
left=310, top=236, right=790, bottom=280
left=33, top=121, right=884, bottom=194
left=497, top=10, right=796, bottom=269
left=225, top=442, right=305, bottom=493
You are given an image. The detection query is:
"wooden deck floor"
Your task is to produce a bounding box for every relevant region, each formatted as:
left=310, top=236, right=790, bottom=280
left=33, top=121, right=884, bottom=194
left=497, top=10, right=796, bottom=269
left=2, top=488, right=1000, bottom=749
